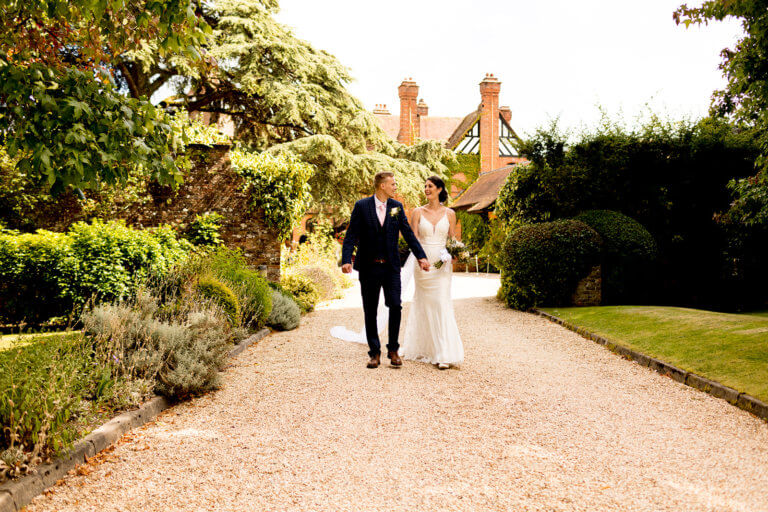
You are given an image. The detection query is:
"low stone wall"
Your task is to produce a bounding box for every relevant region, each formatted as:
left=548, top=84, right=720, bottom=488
left=571, top=265, right=601, bottom=306
left=123, top=144, right=281, bottom=281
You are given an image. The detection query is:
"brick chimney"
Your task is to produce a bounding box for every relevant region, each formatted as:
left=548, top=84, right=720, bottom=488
left=373, top=104, right=391, bottom=115
left=499, top=105, right=512, bottom=124
left=415, top=99, right=429, bottom=139
left=479, top=73, right=501, bottom=174
left=397, top=78, right=419, bottom=145
left=417, top=99, right=429, bottom=117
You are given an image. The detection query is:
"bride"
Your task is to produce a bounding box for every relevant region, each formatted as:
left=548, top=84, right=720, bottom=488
left=330, top=176, right=464, bottom=370
left=399, top=176, right=464, bottom=369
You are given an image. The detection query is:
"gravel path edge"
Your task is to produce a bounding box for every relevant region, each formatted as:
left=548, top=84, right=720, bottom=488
left=534, top=309, right=768, bottom=423
left=0, top=327, right=271, bottom=512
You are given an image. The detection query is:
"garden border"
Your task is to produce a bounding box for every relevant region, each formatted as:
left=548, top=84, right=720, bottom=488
left=0, top=328, right=270, bottom=512
left=534, top=309, right=768, bottom=423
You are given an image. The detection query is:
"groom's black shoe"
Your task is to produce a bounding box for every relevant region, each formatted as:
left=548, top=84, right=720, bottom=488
left=388, top=351, right=402, bottom=367
left=367, top=354, right=380, bottom=368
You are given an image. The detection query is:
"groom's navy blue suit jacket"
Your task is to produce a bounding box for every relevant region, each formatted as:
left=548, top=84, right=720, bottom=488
left=342, top=196, right=427, bottom=273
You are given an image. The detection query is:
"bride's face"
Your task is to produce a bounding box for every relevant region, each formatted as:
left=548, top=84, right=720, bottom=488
left=424, top=180, right=441, bottom=200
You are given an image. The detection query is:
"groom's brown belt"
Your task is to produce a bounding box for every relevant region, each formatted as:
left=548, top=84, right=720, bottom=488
left=372, top=258, right=388, bottom=264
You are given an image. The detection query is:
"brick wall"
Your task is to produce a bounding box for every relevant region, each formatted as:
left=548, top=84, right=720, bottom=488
left=123, top=144, right=282, bottom=281
left=571, top=265, right=602, bottom=306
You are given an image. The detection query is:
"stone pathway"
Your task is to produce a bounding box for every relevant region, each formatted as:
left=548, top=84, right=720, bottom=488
left=28, top=274, right=768, bottom=511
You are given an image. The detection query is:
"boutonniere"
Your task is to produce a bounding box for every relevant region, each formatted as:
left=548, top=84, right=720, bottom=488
left=389, top=207, right=400, bottom=217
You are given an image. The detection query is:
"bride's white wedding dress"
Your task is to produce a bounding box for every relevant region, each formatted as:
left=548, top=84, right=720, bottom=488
left=329, top=210, right=463, bottom=366
left=399, top=213, right=464, bottom=365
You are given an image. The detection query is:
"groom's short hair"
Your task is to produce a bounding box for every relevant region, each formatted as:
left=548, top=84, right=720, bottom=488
left=374, top=171, right=394, bottom=190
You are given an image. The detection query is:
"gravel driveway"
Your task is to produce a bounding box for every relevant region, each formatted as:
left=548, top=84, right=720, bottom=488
left=28, top=274, right=768, bottom=511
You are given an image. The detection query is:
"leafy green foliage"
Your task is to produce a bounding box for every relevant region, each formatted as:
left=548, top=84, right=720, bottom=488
left=204, top=248, right=273, bottom=328
left=195, top=277, right=240, bottom=327
left=493, top=114, right=763, bottom=308
left=0, top=221, right=192, bottom=324
left=231, top=150, right=313, bottom=239
left=575, top=210, right=658, bottom=304
left=498, top=220, right=602, bottom=310
left=187, top=212, right=225, bottom=247
left=267, top=289, right=300, bottom=331
left=1, top=0, right=208, bottom=69
left=280, top=272, right=320, bottom=312
left=456, top=211, right=489, bottom=255
left=0, top=333, right=98, bottom=475
left=0, top=0, right=209, bottom=192
left=444, top=154, right=480, bottom=196
left=265, top=136, right=451, bottom=219
left=675, top=1, right=768, bottom=225
left=117, top=0, right=384, bottom=151
left=0, top=60, right=188, bottom=191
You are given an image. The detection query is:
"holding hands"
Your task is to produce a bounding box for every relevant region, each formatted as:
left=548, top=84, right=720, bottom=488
left=418, top=258, right=430, bottom=272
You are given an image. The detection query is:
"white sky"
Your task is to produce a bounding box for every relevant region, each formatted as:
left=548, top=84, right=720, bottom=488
left=276, top=0, right=744, bottom=137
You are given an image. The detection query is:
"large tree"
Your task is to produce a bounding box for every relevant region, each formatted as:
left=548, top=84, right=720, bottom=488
left=675, top=0, right=768, bottom=225
left=118, top=0, right=454, bottom=213
left=118, top=0, right=387, bottom=151
left=0, top=0, right=209, bottom=190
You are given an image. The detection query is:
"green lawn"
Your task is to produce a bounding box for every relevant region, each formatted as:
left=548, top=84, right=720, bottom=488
left=0, top=331, right=76, bottom=351
left=745, top=310, right=768, bottom=318
left=542, top=306, right=768, bottom=403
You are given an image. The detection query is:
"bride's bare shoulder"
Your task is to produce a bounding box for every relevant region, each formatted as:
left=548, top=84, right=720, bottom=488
left=446, top=207, right=456, bottom=217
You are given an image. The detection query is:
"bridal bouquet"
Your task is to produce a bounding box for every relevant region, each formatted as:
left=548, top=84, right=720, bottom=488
left=433, top=237, right=471, bottom=269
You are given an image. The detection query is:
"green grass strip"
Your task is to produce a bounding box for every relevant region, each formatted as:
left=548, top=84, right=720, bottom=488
left=542, top=306, right=768, bottom=403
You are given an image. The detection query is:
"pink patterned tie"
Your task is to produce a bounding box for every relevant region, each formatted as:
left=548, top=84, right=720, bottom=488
left=377, top=203, right=385, bottom=226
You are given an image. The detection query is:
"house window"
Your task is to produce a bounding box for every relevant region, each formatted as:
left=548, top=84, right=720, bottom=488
left=499, top=116, right=519, bottom=157
left=455, top=122, right=480, bottom=154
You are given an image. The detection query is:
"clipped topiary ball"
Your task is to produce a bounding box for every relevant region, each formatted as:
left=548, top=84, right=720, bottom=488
left=576, top=210, right=658, bottom=303
left=194, top=276, right=240, bottom=326
left=498, top=219, right=602, bottom=310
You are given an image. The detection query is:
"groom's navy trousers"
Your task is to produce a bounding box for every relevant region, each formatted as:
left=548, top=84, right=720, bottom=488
left=341, top=196, right=426, bottom=358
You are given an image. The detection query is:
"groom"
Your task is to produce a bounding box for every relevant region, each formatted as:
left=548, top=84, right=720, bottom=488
left=341, top=171, right=430, bottom=369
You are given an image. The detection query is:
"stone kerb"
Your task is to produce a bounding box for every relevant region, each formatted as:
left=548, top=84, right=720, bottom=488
left=124, top=144, right=281, bottom=281
left=534, top=309, right=768, bottom=423
left=0, top=328, right=270, bottom=512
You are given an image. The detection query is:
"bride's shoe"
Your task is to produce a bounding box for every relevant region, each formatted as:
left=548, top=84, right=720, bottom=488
left=437, top=363, right=450, bottom=370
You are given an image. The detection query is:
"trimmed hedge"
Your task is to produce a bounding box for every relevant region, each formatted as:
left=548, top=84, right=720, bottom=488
left=498, top=220, right=603, bottom=310
left=195, top=277, right=240, bottom=327
left=0, top=220, right=191, bottom=324
left=575, top=210, right=658, bottom=303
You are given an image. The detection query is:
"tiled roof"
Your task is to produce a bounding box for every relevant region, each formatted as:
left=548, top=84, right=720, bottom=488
left=452, top=165, right=517, bottom=212
left=421, top=117, right=464, bottom=141
left=372, top=114, right=464, bottom=142
left=445, top=108, right=481, bottom=149
left=373, top=114, right=401, bottom=140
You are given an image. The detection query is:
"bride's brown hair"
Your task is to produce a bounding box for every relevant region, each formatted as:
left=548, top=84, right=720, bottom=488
left=426, top=176, right=448, bottom=203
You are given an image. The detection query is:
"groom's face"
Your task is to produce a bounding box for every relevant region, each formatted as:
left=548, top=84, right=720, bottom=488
left=379, top=176, right=397, bottom=199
